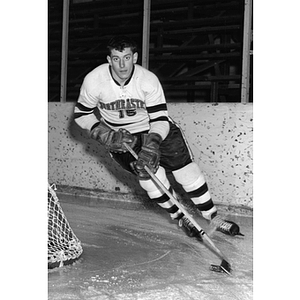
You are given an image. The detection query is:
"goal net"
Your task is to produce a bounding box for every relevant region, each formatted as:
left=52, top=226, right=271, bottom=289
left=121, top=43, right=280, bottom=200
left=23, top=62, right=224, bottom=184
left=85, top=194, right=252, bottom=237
left=48, top=183, right=83, bottom=269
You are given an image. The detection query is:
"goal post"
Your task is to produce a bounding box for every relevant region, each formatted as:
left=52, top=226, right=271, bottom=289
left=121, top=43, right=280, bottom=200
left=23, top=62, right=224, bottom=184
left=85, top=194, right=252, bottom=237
left=48, top=183, right=83, bottom=269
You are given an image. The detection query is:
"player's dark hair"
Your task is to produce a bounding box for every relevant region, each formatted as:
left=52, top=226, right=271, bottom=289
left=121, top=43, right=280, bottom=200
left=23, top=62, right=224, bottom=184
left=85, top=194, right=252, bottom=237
left=107, top=35, right=138, bottom=56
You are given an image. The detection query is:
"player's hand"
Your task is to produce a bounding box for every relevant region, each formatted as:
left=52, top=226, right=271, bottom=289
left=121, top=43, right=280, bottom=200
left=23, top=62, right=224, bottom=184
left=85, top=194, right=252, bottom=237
left=107, top=128, right=137, bottom=153
left=91, top=123, right=136, bottom=153
left=133, top=133, right=162, bottom=179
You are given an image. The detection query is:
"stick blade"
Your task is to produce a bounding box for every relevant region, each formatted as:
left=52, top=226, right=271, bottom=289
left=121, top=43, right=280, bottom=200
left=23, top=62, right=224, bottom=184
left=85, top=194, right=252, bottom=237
left=210, top=260, right=232, bottom=275
left=220, top=259, right=232, bottom=275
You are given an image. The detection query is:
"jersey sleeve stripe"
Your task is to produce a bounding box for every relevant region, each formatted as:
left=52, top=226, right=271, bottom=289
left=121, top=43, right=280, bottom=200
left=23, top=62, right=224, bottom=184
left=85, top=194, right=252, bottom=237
left=74, top=112, right=93, bottom=119
left=146, top=103, right=167, bottom=114
left=149, top=116, right=169, bottom=123
left=90, top=122, right=101, bottom=131
left=75, top=102, right=95, bottom=112
left=74, top=102, right=99, bottom=131
left=74, top=103, right=97, bottom=121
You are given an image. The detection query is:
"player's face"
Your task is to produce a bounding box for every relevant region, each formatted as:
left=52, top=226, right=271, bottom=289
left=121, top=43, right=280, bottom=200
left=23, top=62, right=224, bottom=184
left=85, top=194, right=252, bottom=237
left=107, top=48, right=138, bottom=85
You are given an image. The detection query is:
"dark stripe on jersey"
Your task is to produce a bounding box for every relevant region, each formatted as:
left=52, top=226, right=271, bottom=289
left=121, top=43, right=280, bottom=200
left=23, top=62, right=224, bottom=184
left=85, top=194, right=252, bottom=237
left=105, top=119, right=137, bottom=127
left=195, top=199, right=214, bottom=212
left=187, top=183, right=209, bottom=198
left=74, top=112, right=94, bottom=119
left=75, top=102, right=95, bottom=112
left=149, top=116, right=169, bottom=123
left=90, top=122, right=101, bottom=131
left=146, top=103, right=167, bottom=114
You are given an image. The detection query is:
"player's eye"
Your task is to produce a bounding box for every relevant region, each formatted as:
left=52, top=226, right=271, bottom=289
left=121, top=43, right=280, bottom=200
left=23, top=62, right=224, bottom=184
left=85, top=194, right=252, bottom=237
left=124, top=55, right=131, bottom=61
left=113, top=57, right=119, bottom=62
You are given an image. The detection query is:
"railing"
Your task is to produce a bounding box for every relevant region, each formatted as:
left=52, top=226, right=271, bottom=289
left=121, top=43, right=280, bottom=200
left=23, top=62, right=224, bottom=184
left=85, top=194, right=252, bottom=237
left=49, top=0, right=252, bottom=103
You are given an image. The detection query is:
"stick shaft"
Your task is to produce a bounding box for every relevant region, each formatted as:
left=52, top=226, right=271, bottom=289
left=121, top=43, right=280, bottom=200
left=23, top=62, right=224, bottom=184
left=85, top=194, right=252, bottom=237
left=124, top=143, right=229, bottom=262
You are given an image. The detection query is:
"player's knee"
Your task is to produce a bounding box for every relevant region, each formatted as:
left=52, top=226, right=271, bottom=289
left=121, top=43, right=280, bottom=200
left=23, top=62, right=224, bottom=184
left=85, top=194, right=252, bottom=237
left=173, top=162, right=206, bottom=190
left=139, top=166, right=170, bottom=198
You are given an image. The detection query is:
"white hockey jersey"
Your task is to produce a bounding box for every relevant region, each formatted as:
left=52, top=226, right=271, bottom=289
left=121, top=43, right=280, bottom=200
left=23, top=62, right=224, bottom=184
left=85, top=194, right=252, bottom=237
left=74, top=63, right=170, bottom=139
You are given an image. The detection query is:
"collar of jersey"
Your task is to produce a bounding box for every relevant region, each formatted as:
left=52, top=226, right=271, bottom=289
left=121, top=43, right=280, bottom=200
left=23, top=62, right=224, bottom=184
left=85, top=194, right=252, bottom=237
left=109, top=65, right=135, bottom=87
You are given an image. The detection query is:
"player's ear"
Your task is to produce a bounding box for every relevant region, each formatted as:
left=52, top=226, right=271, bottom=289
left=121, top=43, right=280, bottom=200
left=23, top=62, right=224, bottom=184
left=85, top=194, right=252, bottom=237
left=133, top=52, right=138, bottom=64
left=107, top=55, right=112, bottom=65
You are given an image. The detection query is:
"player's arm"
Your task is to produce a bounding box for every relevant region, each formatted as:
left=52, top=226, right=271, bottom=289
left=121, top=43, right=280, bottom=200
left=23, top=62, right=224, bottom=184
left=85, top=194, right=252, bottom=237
left=133, top=74, right=170, bottom=178
left=74, top=80, right=136, bottom=153
left=145, top=79, right=170, bottom=141
left=74, top=80, right=100, bottom=131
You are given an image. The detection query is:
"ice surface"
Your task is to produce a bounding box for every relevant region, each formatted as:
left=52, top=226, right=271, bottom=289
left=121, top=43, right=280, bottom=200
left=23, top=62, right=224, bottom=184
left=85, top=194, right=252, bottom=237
left=48, top=198, right=253, bottom=300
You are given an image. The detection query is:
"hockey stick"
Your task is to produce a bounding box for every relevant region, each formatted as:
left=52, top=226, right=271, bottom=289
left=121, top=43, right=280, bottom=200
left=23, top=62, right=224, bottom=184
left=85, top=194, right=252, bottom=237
left=123, top=143, right=232, bottom=275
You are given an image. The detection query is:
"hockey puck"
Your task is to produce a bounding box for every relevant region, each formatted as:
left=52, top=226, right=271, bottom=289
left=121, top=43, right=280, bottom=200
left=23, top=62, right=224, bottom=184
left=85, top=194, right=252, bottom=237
left=209, top=264, right=223, bottom=273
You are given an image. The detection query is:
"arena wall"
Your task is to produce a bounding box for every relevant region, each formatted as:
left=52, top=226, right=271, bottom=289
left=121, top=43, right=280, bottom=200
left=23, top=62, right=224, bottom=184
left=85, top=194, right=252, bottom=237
left=48, top=102, right=253, bottom=211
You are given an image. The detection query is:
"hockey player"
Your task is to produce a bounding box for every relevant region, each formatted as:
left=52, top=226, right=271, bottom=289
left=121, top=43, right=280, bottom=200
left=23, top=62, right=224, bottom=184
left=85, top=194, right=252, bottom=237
left=74, top=35, right=239, bottom=238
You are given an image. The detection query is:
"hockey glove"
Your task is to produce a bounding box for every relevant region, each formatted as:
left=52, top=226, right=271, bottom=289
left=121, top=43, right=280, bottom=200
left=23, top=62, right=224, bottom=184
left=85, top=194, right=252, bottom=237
left=132, top=133, right=162, bottom=179
left=90, top=122, right=137, bottom=153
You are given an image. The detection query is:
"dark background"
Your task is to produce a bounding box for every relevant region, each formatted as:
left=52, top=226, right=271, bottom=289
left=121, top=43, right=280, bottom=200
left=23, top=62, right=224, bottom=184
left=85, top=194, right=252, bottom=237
left=48, top=0, right=253, bottom=103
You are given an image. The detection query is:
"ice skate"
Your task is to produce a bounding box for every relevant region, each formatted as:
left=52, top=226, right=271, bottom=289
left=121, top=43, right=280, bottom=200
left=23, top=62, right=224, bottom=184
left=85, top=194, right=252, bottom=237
left=178, top=215, right=202, bottom=240
left=210, top=213, right=244, bottom=236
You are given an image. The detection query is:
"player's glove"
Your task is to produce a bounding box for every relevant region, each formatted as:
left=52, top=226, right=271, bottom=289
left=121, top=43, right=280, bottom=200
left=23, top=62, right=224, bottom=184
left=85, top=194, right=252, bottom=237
left=90, top=122, right=137, bottom=153
left=132, top=133, right=162, bottom=179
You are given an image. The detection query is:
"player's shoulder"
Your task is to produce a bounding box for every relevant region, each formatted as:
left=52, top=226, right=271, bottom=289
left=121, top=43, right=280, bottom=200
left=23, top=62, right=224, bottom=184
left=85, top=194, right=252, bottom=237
left=83, top=63, right=110, bottom=87
left=134, top=64, right=160, bottom=86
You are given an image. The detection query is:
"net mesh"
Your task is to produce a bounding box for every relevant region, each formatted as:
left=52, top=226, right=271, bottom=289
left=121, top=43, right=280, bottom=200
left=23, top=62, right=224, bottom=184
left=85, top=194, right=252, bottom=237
left=48, top=183, right=83, bottom=269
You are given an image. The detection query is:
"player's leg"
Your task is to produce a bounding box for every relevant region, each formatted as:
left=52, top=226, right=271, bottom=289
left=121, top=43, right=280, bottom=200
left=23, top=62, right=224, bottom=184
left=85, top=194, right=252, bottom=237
left=172, top=161, right=217, bottom=221
left=110, top=138, right=196, bottom=235
left=139, top=166, right=200, bottom=237
left=138, top=166, right=182, bottom=220
left=157, top=121, right=205, bottom=237
left=159, top=120, right=217, bottom=220
left=173, top=163, right=243, bottom=235
left=160, top=119, right=239, bottom=235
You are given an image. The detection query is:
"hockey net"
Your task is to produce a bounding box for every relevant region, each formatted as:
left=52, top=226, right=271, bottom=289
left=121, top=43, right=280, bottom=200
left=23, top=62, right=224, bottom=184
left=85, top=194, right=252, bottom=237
left=48, top=183, right=83, bottom=269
